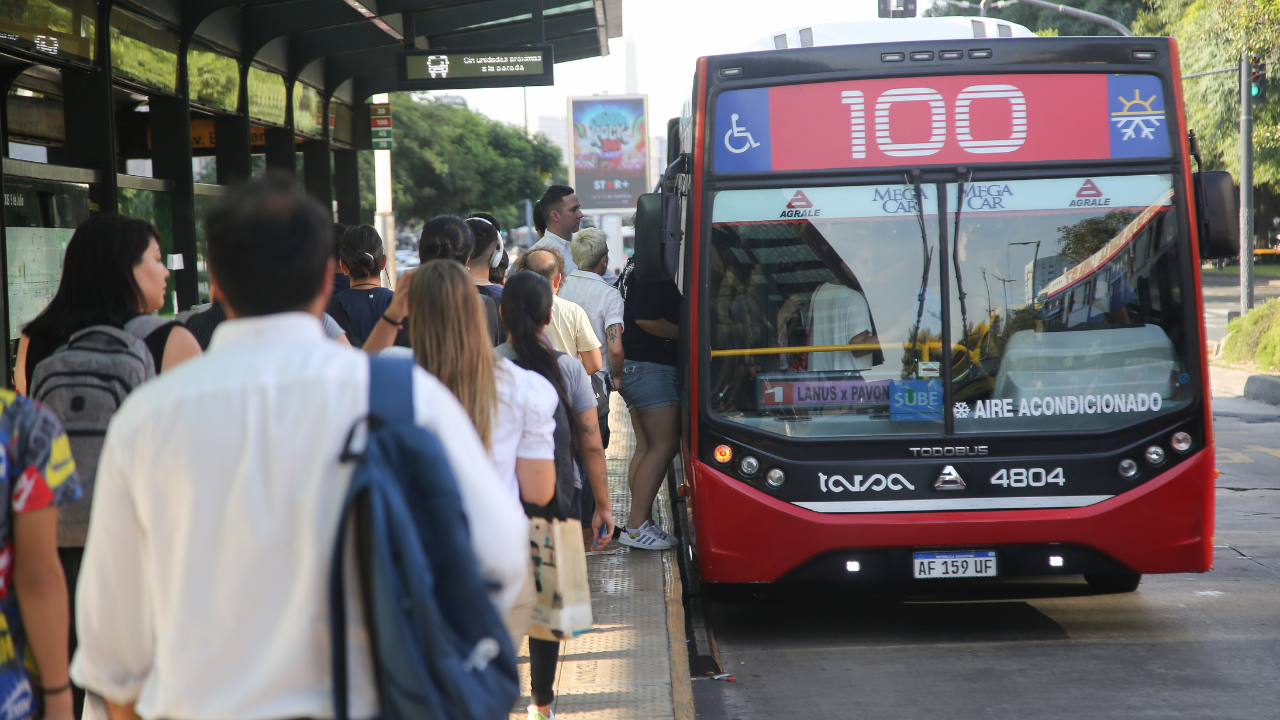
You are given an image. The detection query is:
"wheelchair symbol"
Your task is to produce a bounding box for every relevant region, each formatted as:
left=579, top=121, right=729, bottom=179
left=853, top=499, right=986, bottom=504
left=723, top=114, right=761, bottom=154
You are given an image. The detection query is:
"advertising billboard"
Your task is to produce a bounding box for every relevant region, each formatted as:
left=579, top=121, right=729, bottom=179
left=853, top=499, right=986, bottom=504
left=569, top=96, right=649, bottom=211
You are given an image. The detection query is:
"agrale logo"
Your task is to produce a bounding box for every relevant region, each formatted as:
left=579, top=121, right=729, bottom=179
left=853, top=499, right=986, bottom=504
left=781, top=190, right=820, bottom=218
left=819, top=471, right=914, bottom=492
left=1070, top=179, right=1112, bottom=207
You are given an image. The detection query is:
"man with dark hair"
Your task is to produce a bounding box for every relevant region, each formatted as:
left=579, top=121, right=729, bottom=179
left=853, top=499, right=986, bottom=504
left=533, top=202, right=547, bottom=238
left=531, top=185, right=585, bottom=277
left=70, top=175, right=527, bottom=720
left=332, top=222, right=351, bottom=292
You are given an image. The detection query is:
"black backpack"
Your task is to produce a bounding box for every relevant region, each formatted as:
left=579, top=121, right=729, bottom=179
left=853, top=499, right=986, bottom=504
left=30, top=315, right=170, bottom=546
left=521, top=353, right=578, bottom=522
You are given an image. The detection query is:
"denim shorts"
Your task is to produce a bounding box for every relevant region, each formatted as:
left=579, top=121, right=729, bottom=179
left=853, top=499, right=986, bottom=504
left=618, top=359, right=679, bottom=410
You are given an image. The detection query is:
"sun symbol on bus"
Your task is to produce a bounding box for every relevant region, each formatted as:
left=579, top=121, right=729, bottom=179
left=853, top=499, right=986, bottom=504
left=953, top=402, right=971, bottom=419
left=1111, top=90, right=1163, bottom=141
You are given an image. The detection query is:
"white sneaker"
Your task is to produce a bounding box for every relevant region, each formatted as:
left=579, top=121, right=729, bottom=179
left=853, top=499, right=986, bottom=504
left=618, top=522, right=676, bottom=550
left=528, top=705, right=556, bottom=720
left=646, top=522, right=673, bottom=541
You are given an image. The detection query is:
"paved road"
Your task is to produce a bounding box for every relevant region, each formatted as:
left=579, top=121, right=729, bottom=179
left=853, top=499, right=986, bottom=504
left=693, top=397, right=1280, bottom=720
left=1202, top=272, right=1280, bottom=344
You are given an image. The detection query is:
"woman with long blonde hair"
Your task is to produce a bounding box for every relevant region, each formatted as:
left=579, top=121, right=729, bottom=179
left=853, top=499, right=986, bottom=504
left=406, top=259, right=499, bottom=448
left=400, top=260, right=558, bottom=648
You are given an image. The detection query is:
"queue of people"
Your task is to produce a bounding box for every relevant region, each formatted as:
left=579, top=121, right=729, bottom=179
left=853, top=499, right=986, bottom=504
left=1, top=178, right=683, bottom=720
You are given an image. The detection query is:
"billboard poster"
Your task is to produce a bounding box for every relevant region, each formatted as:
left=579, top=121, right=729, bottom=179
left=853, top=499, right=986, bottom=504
left=569, top=96, right=649, bottom=211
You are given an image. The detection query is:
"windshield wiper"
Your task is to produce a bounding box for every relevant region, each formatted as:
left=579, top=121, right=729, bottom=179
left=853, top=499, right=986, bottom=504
left=905, top=170, right=933, bottom=372
left=953, top=167, right=973, bottom=351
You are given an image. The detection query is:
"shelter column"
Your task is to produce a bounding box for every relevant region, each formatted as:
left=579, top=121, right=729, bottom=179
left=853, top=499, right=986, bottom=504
left=371, top=93, right=395, bottom=287
left=151, top=39, right=198, bottom=310
left=62, top=0, right=117, bottom=214
left=216, top=62, right=253, bottom=185
left=265, top=82, right=297, bottom=175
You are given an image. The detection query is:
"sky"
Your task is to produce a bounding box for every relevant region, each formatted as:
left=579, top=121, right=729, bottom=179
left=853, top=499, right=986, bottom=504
left=416, top=0, right=894, bottom=139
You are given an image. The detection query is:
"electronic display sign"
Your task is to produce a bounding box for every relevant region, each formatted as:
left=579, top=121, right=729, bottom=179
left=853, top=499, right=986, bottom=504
left=713, top=73, right=1171, bottom=173
left=396, top=46, right=554, bottom=91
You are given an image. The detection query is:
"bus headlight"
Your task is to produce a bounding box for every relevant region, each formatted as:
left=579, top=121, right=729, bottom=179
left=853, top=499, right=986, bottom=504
left=714, top=445, right=732, bottom=464
left=1144, top=445, right=1166, bottom=466
left=1171, top=432, right=1193, bottom=453
left=765, top=468, right=786, bottom=488
left=1118, top=458, right=1139, bottom=478
left=739, top=456, right=760, bottom=477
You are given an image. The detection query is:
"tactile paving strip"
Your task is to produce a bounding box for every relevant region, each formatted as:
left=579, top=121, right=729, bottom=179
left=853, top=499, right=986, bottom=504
left=510, top=393, right=676, bottom=720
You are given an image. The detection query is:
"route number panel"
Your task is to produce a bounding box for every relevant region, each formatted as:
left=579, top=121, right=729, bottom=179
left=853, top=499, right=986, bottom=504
left=913, top=550, right=998, bottom=579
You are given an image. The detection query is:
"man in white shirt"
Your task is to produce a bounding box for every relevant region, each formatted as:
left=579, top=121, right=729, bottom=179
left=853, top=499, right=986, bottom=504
left=531, top=185, right=584, bottom=276
left=778, top=263, right=880, bottom=374
left=515, top=248, right=603, bottom=375
left=70, top=176, right=527, bottom=720
left=806, top=282, right=875, bottom=372
left=531, top=185, right=617, bottom=285
left=560, top=228, right=625, bottom=385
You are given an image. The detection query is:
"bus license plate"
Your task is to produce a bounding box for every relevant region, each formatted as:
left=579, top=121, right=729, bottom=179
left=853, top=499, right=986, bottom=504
left=913, top=550, right=997, bottom=579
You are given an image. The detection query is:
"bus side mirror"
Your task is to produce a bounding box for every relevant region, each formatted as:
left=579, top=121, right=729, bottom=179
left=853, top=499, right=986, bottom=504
left=1194, top=170, right=1239, bottom=260
left=634, top=192, right=679, bottom=281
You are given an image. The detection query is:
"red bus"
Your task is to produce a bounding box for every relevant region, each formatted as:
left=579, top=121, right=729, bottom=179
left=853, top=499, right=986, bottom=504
left=633, top=20, right=1239, bottom=593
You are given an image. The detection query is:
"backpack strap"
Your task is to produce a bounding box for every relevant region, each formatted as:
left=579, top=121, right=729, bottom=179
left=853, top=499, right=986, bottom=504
left=122, top=314, right=172, bottom=340
left=368, top=355, right=415, bottom=424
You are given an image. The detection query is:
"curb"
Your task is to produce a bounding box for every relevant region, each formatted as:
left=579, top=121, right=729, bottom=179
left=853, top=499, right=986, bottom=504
left=1209, top=365, right=1280, bottom=405
left=663, top=551, right=696, bottom=720
left=1243, top=374, right=1280, bottom=405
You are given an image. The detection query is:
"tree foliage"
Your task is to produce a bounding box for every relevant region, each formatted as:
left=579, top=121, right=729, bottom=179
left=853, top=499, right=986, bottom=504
left=361, top=94, right=565, bottom=230
left=926, top=0, right=1148, bottom=37
left=1135, top=0, right=1280, bottom=184
left=1057, top=211, right=1139, bottom=265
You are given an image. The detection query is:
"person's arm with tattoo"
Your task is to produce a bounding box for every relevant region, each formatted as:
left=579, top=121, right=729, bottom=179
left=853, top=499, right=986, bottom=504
left=605, top=323, right=624, bottom=380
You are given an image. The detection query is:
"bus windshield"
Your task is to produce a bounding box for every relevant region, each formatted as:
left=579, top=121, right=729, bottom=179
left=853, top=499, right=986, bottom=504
left=706, top=173, right=1193, bottom=438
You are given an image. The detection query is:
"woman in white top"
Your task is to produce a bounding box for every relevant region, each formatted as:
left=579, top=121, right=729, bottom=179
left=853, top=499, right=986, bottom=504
left=395, top=260, right=557, bottom=646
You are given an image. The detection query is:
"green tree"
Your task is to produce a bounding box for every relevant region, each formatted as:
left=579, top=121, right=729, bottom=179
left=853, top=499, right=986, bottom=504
left=1057, top=210, right=1139, bottom=265
left=926, top=0, right=1148, bottom=37
left=360, top=94, right=564, bottom=231
left=1135, top=0, right=1280, bottom=183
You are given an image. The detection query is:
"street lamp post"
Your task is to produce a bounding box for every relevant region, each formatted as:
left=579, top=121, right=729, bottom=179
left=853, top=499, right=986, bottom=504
left=1240, top=51, right=1255, bottom=316
left=938, top=0, right=1132, bottom=35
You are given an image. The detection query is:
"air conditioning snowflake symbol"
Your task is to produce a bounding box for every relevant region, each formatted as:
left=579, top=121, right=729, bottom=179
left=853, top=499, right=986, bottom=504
left=953, top=402, right=970, bottom=419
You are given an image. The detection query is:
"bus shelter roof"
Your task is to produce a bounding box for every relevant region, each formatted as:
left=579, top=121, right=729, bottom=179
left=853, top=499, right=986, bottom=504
left=182, top=0, right=622, bottom=102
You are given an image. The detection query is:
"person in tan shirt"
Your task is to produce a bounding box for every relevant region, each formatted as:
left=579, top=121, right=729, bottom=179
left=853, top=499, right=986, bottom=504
left=513, top=247, right=602, bottom=375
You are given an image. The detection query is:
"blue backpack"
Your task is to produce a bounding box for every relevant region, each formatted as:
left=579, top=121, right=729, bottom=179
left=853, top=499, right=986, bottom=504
left=329, top=356, right=519, bottom=720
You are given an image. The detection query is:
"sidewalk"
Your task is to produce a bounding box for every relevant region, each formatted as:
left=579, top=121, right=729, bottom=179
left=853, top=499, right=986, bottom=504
left=510, top=394, right=693, bottom=720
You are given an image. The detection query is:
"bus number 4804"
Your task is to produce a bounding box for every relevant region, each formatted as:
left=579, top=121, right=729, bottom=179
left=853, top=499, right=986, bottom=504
left=990, top=468, right=1065, bottom=487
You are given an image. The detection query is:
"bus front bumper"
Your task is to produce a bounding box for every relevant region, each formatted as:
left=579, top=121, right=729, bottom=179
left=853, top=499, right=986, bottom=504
left=688, top=448, right=1215, bottom=583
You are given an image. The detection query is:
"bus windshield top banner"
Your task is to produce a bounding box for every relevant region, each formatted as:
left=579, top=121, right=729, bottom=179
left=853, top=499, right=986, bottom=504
left=713, top=73, right=1170, bottom=173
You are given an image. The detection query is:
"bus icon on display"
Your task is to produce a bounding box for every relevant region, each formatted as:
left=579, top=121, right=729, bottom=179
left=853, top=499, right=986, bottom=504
left=426, top=55, right=449, bottom=78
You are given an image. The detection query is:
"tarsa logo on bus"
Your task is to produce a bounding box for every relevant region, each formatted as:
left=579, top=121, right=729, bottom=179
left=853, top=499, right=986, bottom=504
left=819, top=472, right=915, bottom=493
left=842, top=84, right=1027, bottom=159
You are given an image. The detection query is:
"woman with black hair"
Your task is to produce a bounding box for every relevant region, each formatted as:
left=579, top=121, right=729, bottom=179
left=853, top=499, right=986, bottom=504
left=418, top=214, right=473, bottom=264
left=326, top=225, right=393, bottom=346
left=467, top=213, right=505, bottom=298
left=497, top=272, right=613, bottom=720
left=14, top=212, right=201, bottom=718
left=368, top=214, right=505, bottom=348
left=491, top=246, right=510, bottom=288
left=331, top=222, right=351, bottom=293
left=17, top=215, right=202, bottom=394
